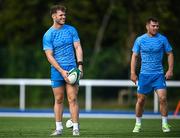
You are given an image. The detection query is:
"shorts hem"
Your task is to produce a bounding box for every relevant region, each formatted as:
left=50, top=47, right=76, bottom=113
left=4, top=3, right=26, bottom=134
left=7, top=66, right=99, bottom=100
left=137, top=90, right=152, bottom=94
left=154, top=87, right=166, bottom=91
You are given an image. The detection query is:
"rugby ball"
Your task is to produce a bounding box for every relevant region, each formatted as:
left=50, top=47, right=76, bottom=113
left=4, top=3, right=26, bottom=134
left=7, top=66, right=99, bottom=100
left=66, top=119, right=73, bottom=128
left=67, top=68, right=81, bottom=84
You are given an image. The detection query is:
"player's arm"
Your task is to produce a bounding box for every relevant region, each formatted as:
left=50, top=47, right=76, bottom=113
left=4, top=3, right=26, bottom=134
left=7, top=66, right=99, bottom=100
left=165, top=51, right=174, bottom=79
left=130, top=52, right=138, bottom=84
left=44, top=50, right=69, bottom=82
left=74, top=41, right=83, bottom=78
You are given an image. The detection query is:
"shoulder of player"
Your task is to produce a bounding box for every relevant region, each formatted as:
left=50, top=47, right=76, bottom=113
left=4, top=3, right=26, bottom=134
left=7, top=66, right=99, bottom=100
left=135, top=34, right=146, bottom=43
left=157, top=33, right=168, bottom=42
left=43, top=27, right=57, bottom=41
left=64, top=24, right=77, bottom=31
left=44, top=27, right=55, bottom=36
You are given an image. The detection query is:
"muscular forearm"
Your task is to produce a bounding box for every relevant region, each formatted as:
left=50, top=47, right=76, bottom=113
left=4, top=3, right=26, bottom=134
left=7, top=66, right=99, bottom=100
left=48, top=56, right=63, bottom=73
left=130, top=53, right=138, bottom=84
left=131, top=53, right=137, bottom=74
left=77, top=49, right=83, bottom=72
left=76, top=46, right=83, bottom=63
left=74, top=42, right=83, bottom=71
left=45, top=50, right=63, bottom=73
left=165, top=52, right=174, bottom=79
left=167, top=52, right=174, bottom=72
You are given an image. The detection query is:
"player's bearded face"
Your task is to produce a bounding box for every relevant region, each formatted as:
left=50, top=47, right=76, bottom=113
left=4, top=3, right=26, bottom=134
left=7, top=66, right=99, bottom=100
left=54, top=10, right=66, bottom=25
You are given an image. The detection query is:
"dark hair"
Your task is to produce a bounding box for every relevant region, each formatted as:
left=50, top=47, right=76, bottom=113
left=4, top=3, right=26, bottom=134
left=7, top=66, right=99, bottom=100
left=50, top=5, right=66, bottom=15
left=146, top=17, right=159, bottom=24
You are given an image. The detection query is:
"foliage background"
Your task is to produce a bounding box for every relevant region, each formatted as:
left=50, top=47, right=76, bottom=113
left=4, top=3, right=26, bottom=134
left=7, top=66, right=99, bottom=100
left=0, top=0, right=180, bottom=110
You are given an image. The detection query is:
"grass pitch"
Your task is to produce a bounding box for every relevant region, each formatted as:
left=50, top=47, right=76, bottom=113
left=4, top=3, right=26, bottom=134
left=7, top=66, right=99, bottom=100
left=0, top=117, right=180, bottom=138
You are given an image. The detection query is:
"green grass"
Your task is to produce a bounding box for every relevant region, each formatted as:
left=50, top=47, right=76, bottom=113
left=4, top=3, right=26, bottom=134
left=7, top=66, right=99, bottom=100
left=0, top=117, right=180, bottom=138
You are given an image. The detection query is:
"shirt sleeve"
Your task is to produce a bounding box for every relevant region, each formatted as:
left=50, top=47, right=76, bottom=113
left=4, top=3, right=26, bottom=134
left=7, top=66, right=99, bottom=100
left=43, top=32, right=53, bottom=51
left=132, top=37, right=140, bottom=54
left=163, top=36, right=172, bottom=53
left=71, top=27, right=80, bottom=42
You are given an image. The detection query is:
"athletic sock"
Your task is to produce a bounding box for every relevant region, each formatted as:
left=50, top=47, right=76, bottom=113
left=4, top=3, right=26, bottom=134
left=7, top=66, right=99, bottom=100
left=56, top=122, right=63, bottom=131
left=73, top=123, right=79, bottom=130
left=162, top=116, right=168, bottom=125
left=136, top=117, right=142, bottom=124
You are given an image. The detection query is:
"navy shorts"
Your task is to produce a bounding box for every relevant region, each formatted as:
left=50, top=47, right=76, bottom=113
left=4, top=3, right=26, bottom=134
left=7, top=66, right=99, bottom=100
left=137, top=73, right=166, bottom=94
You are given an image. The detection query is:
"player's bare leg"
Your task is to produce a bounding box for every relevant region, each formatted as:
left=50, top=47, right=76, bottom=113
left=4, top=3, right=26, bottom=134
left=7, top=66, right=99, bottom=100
left=156, top=89, right=168, bottom=116
left=133, top=94, right=146, bottom=132
left=51, top=86, right=64, bottom=136
left=136, top=94, right=146, bottom=117
left=66, top=84, right=80, bottom=135
left=156, top=89, right=170, bottom=132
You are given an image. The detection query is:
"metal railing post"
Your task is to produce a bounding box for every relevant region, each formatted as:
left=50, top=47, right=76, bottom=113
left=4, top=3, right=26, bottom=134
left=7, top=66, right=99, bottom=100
left=154, top=92, right=158, bottom=113
left=20, top=82, right=25, bottom=111
left=85, top=85, right=92, bottom=112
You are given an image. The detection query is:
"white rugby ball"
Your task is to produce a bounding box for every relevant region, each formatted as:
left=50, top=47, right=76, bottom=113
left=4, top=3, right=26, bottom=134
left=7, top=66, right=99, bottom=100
left=66, top=119, right=73, bottom=128
left=67, top=68, right=80, bottom=84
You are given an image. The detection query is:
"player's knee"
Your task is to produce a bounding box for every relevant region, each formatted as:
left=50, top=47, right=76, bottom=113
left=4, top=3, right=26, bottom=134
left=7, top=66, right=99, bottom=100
left=137, top=97, right=145, bottom=105
left=68, top=97, right=77, bottom=105
left=55, top=98, right=64, bottom=104
left=159, top=96, right=167, bottom=103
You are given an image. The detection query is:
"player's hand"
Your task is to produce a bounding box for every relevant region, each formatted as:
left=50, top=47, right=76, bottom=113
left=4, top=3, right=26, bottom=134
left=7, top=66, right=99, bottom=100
left=78, top=69, right=83, bottom=79
left=78, top=65, right=83, bottom=79
left=165, top=70, right=173, bottom=80
left=130, top=73, right=137, bottom=85
left=61, top=70, right=70, bottom=83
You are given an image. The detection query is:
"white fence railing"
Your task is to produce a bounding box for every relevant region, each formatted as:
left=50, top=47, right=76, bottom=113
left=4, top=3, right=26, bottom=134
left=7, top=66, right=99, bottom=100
left=0, top=79, right=180, bottom=112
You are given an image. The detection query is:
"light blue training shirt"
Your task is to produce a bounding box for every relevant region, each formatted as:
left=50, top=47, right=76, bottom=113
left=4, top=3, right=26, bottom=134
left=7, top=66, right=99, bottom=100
left=43, top=24, right=80, bottom=80
left=132, top=33, right=172, bottom=74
